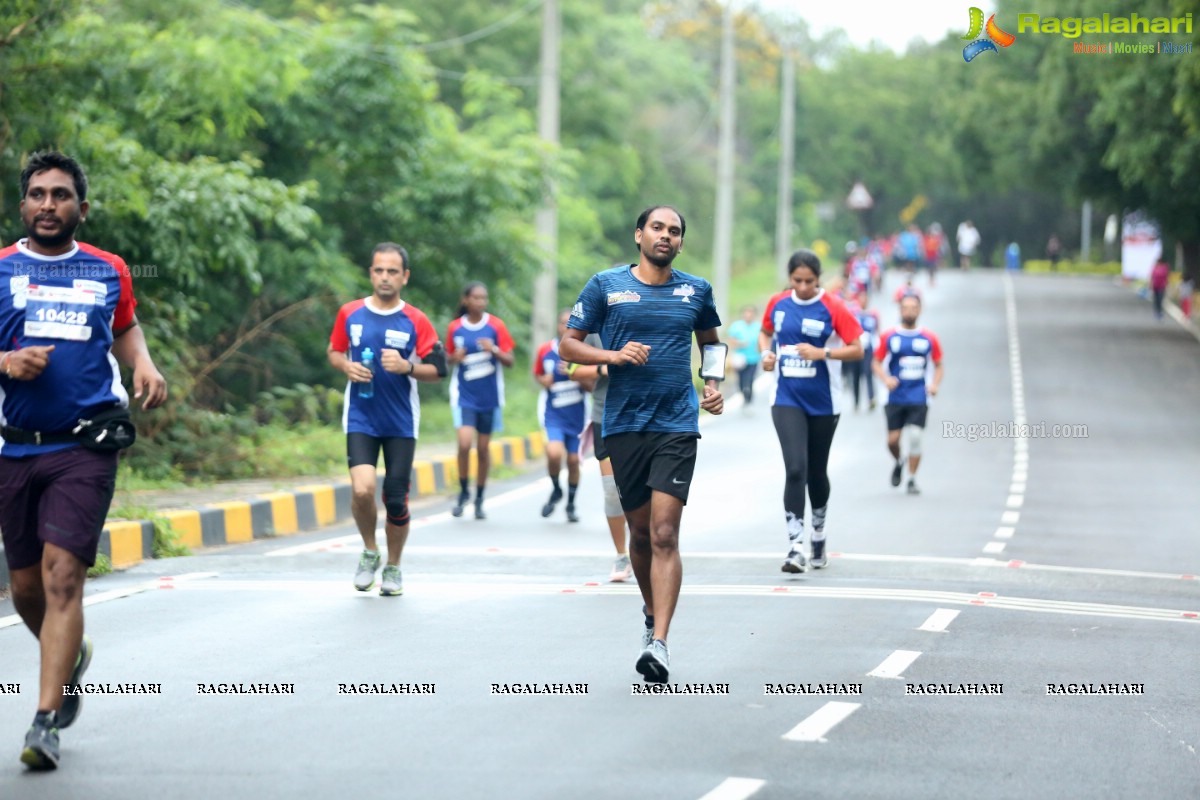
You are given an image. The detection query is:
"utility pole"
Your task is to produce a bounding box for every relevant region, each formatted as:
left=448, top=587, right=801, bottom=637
left=1080, top=199, right=1092, bottom=262
left=774, top=45, right=795, bottom=289
left=711, top=2, right=735, bottom=329
left=532, top=0, right=560, bottom=354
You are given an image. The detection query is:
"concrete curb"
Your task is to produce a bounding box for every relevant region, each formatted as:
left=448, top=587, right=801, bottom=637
left=0, top=431, right=546, bottom=590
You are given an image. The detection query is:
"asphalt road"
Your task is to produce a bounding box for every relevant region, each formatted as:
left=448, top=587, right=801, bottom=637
left=2, top=270, right=1198, bottom=799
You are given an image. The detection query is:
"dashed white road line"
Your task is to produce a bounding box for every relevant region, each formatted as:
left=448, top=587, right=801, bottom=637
left=983, top=541, right=1006, bottom=555
left=917, top=608, right=960, bottom=633
left=867, top=649, right=922, bottom=679
left=781, top=701, right=862, bottom=742
left=697, top=777, right=767, bottom=800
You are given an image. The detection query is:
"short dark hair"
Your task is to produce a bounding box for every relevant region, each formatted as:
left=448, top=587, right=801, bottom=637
left=457, top=281, right=488, bottom=317
left=371, top=242, right=409, bottom=270
left=636, top=205, right=686, bottom=238
left=787, top=249, right=822, bottom=278
left=21, top=151, right=88, bottom=202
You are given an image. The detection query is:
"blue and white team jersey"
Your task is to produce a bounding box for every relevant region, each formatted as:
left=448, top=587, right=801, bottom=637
left=761, top=289, right=864, bottom=416
left=446, top=313, right=515, bottom=412
left=0, top=239, right=137, bottom=457
left=534, top=338, right=586, bottom=435
left=568, top=264, right=721, bottom=437
left=875, top=327, right=943, bottom=406
left=329, top=298, right=439, bottom=438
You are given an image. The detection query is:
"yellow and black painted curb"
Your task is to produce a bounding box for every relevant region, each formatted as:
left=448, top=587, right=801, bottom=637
left=0, top=432, right=545, bottom=589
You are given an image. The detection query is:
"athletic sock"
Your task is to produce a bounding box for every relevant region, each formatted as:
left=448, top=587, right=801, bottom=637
left=550, top=475, right=561, bottom=492
left=786, top=512, right=804, bottom=547
left=643, top=605, right=654, bottom=629
left=811, top=506, right=827, bottom=540
left=33, top=710, right=55, bottom=726
left=567, top=483, right=578, bottom=505
left=475, top=485, right=486, bottom=502
left=458, top=478, right=469, bottom=496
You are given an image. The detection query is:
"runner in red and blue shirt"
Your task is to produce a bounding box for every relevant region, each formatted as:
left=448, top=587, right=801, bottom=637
left=1, top=152, right=167, bottom=770
left=445, top=281, right=515, bottom=519
left=872, top=294, right=944, bottom=495
left=534, top=309, right=588, bottom=523
left=759, top=250, right=863, bottom=574
left=328, top=243, right=442, bottom=596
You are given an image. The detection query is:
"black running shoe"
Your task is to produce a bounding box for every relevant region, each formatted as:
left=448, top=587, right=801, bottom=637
left=541, top=487, right=563, bottom=518
left=565, top=504, right=579, bottom=523
left=451, top=492, right=469, bottom=517
left=57, top=635, right=93, bottom=729
left=20, top=715, right=59, bottom=771
left=474, top=499, right=487, bottom=520
left=811, top=539, right=827, bottom=569
left=890, top=462, right=903, bottom=487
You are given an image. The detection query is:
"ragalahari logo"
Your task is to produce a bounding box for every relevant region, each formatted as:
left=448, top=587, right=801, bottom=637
left=962, top=7, right=1016, bottom=61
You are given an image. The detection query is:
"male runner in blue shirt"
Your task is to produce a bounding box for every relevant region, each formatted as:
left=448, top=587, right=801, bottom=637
left=560, top=206, right=723, bottom=683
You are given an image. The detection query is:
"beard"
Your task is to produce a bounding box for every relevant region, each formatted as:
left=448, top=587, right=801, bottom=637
left=643, top=242, right=677, bottom=268
left=25, top=213, right=80, bottom=250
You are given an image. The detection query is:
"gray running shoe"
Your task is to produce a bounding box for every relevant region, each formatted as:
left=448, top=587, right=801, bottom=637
left=379, top=565, right=403, bottom=596
left=609, top=555, right=632, bottom=583
left=451, top=491, right=469, bottom=517
left=640, top=624, right=654, bottom=651
left=636, top=639, right=670, bottom=683
left=810, top=539, right=828, bottom=569
left=353, top=550, right=382, bottom=591
left=56, top=634, right=92, bottom=729
left=474, top=500, right=487, bottom=520
left=782, top=549, right=807, bottom=574
left=20, top=716, right=59, bottom=771
left=907, top=479, right=921, bottom=496
left=891, top=462, right=903, bottom=487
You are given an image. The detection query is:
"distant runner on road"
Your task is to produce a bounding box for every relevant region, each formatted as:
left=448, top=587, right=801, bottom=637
left=873, top=294, right=944, bottom=495
left=759, top=249, right=863, bottom=574
left=534, top=309, right=588, bottom=523
left=328, top=243, right=445, bottom=596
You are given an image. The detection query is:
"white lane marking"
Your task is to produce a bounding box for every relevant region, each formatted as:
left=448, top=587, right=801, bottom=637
left=1006, top=494, right=1025, bottom=508
left=1001, top=511, right=1021, bottom=524
left=0, top=572, right=217, bottom=629
left=868, top=649, right=921, bottom=678
left=994, top=527, right=1016, bottom=539
left=983, top=541, right=1006, bottom=555
left=782, top=702, right=861, bottom=742
left=1009, top=482, right=1027, bottom=494
left=697, top=777, right=767, bottom=800
left=1012, top=470, right=1028, bottom=482
left=917, top=608, right=960, bottom=632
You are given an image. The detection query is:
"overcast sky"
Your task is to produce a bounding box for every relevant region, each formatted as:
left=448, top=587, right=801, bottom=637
left=752, top=0, right=967, bottom=52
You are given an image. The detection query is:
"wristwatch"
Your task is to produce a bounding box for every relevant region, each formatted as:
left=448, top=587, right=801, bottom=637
left=824, top=347, right=832, bottom=360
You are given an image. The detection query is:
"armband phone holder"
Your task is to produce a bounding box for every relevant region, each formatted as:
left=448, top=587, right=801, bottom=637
left=699, top=343, right=728, bottom=381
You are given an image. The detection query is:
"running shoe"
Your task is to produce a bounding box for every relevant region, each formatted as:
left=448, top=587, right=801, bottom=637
left=451, top=491, right=469, bottom=517
left=641, top=625, right=654, bottom=651
left=636, top=639, right=670, bottom=684
left=379, top=565, right=403, bottom=596
left=541, top=486, right=563, bottom=518
left=907, top=479, right=921, bottom=496
left=781, top=549, right=807, bottom=574
left=20, top=715, right=59, bottom=771
left=890, top=462, right=903, bottom=487
left=609, top=555, right=632, bottom=583
left=810, top=539, right=828, bottom=569
left=56, top=635, right=93, bottom=729
left=565, top=504, right=579, bottom=523
left=353, top=549, right=382, bottom=591
left=474, top=499, right=487, bottom=520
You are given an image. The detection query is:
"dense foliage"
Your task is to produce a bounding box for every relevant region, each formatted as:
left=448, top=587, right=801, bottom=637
left=1, top=0, right=1194, bottom=477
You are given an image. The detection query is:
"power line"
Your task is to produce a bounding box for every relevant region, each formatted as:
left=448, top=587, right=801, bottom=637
left=405, top=0, right=545, bottom=52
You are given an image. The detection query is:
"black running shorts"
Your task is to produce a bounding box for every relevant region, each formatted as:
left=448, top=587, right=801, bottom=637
left=603, top=432, right=698, bottom=512
left=884, top=404, right=928, bottom=431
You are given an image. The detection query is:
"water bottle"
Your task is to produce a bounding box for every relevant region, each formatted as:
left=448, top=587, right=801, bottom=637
left=359, top=347, right=375, bottom=399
